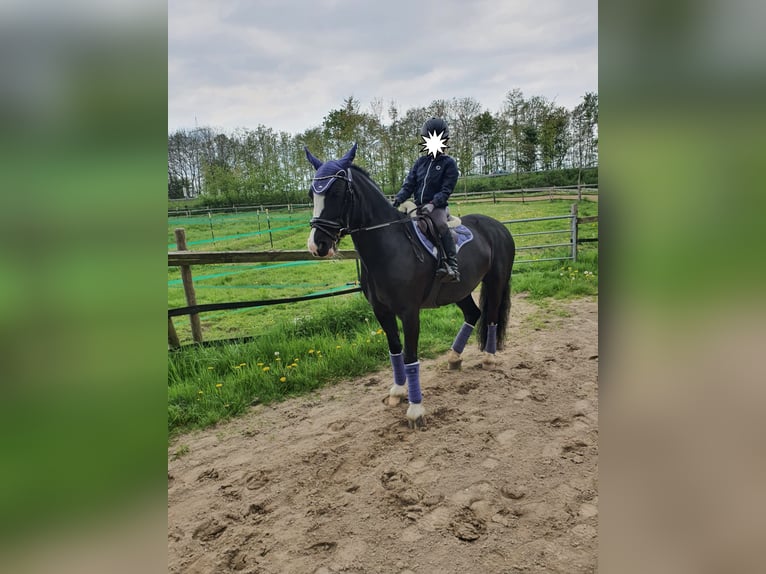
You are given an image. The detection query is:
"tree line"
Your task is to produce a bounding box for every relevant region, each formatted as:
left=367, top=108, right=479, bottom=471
left=168, top=89, right=598, bottom=206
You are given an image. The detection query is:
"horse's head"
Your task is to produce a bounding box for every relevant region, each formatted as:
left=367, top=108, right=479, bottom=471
left=305, top=143, right=357, bottom=257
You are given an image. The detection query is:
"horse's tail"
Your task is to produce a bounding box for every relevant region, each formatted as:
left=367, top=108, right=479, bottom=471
left=478, top=275, right=512, bottom=351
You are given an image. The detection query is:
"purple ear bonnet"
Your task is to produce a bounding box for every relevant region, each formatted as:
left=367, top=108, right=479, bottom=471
left=305, top=143, right=357, bottom=194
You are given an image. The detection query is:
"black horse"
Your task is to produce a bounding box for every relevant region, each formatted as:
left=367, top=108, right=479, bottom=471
left=306, top=143, right=515, bottom=428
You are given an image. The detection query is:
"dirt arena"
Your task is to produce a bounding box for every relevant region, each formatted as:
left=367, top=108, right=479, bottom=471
left=168, top=295, right=598, bottom=573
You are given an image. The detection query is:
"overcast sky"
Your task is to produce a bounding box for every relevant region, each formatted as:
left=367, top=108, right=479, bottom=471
left=168, top=0, right=597, bottom=135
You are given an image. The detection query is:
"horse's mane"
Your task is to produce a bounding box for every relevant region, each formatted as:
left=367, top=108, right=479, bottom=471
left=347, top=164, right=407, bottom=223
left=348, top=164, right=383, bottom=194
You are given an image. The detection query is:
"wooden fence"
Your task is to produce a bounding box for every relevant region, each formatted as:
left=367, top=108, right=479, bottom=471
left=168, top=207, right=597, bottom=347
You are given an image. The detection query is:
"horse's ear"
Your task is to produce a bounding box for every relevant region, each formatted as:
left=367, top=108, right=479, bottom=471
left=304, top=146, right=323, bottom=170
left=339, top=142, right=358, bottom=167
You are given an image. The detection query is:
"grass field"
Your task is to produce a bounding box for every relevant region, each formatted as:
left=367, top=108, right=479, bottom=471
left=168, top=196, right=598, bottom=436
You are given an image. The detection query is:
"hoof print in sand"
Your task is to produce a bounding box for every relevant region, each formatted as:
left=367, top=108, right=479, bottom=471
left=245, top=470, right=270, bottom=490
left=450, top=507, right=486, bottom=541
left=192, top=518, right=227, bottom=542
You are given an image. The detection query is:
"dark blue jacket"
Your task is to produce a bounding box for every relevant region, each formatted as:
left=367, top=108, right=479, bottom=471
left=394, top=153, right=459, bottom=208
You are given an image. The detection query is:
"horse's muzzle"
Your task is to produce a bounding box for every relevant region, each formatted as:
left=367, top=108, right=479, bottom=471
left=307, top=229, right=336, bottom=257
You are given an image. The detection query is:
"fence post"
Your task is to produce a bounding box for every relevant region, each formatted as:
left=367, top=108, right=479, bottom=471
left=570, top=203, right=579, bottom=262
left=266, top=209, right=273, bottom=248
left=168, top=317, right=180, bottom=348
left=174, top=228, right=203, bottom=343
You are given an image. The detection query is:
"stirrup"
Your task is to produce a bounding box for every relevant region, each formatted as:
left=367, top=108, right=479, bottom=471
left=440, top=267, right=460, bottom=283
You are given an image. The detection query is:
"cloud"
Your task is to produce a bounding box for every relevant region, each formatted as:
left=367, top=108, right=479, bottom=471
left=168, top=0, right=597, bottom=134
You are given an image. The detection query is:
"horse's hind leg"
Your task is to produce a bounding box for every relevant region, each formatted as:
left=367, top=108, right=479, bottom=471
left=373, top=307, right=408, bottom=406
left=478, top=273, right=510, bottom=368
left=447, top=295, right=482, bottom=370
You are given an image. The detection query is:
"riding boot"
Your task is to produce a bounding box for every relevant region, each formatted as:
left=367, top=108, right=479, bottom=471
left=437, top=229, right=460, bottom=283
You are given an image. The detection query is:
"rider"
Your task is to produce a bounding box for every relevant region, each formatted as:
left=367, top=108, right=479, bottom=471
left=392, top=117, right=461, bottom=283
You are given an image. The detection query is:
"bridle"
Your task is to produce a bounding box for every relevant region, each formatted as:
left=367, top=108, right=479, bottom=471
left=308, top=170, right=355, bottom=244
left=309, top=169, right=412, bottom=244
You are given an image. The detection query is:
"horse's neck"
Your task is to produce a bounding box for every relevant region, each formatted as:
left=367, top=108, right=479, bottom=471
left=349, top=180, right=401, bottom=230
left=350, top=213, right=411, bottom=264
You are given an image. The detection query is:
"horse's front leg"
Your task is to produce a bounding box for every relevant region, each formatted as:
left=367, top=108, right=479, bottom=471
left=373, top=306, right=408, bottom=407
left=401, top=309, right=425, bottom=429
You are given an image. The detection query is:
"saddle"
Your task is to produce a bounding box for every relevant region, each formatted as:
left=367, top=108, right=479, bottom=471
left=396, top=201, right=470, bottom=307
left=397, top=200, right=461, bottom=251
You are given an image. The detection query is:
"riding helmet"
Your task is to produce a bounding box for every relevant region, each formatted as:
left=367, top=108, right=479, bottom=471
left=420, top=117, right=449, bottom=140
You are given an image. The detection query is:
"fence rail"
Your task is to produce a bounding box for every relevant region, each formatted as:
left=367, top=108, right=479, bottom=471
left=168, top=184, right=599, bottom=217
left=167, top=249, right=359, bottom=266
left=168, top=208, right=597, bottom=347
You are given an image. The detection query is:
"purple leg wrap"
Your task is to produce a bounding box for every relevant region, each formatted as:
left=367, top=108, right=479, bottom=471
left=405, top=362, right=421, bottom=404
left=451, top=322, right=475, bottom=354
left=486, top=324, right=498, bottom=354
left=390, top=352, right=406, bottom=387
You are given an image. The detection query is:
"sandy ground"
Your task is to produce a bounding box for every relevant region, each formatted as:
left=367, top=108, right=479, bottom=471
left=168, top=295, right=598, bottom=574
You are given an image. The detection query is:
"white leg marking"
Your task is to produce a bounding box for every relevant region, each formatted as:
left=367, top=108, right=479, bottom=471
left=406, top=402, right=426, bottom=421
left=389, top=383, right=408, bottom=398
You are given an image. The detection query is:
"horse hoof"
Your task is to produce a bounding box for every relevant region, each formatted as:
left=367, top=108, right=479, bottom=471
left=407, top=416, right=427, bottom=430
left=446, top=349, right=462, bottom=370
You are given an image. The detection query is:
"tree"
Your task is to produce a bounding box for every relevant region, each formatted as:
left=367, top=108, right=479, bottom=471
left=539, top=105, right=570, bottom=170
left=450, top=96, right=482, bottom=175
left=167, top=90, right=598, bottom=204
left=503, top=88, right=526, bottom=177
left=475, top=111, right=499, bottom=174
left=571, top=92, right=599, bottom=170
left=323, top=96, right=365, bottom=157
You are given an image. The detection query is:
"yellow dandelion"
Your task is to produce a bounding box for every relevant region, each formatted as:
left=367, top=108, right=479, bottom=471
left=257, top=362, right=264, bottom=367
left=207, top=366, right=214, bottom=370
left=279, top=377, right=286, bottom=383
left=198, top=390, right=203, bottom=394
left=376, top=328, right=383, bottom=335
left=276, top=357, right=281, bottom=361
left=262, top=366, right=270, bottom=372
left=215, top=383, right=223, bottom=388
left=308, top=349, right=315, bottom=354
left=290, top=363, right=298, bottom=368
left=336, top=345, right=341, bottom=350
left=294, top=358, right=299, bottom=362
